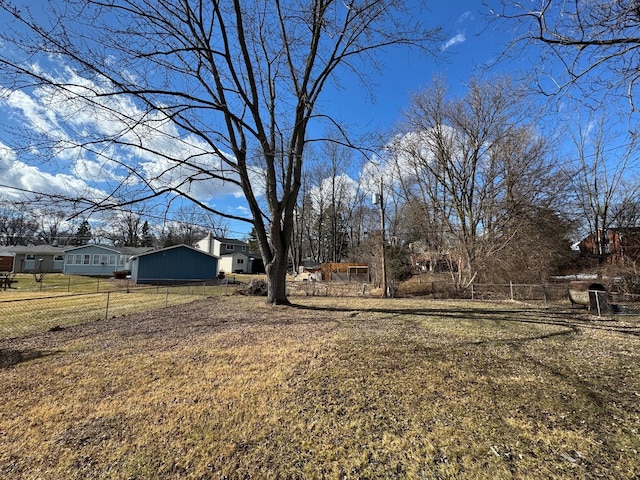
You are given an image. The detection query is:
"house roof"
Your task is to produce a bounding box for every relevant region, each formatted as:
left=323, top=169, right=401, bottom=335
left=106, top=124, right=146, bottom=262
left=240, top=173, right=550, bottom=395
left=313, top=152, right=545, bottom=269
left=214, top=237, right=248, bottom=246
left=62, top=244, right=153, bottom=255
left=220, top=251, right=249, bottom=259
left=0, top=245, right=66, bottom=255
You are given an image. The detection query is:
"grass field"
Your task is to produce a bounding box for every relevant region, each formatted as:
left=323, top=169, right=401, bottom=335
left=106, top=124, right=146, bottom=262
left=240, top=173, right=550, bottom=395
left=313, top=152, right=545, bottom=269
left=0, top=274, right=235, bottom=339
left=1, top=296, right=639, bottom=479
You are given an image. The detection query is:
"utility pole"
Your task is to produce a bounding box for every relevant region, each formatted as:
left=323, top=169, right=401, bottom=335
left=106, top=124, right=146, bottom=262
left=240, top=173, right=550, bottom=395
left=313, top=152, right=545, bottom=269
left=373, top=177, right=388, bottom=297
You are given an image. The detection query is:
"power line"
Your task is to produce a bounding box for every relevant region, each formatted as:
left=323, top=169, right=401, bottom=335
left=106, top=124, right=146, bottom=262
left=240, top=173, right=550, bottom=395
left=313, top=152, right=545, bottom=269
left=0, top=183, right=253, bottom=239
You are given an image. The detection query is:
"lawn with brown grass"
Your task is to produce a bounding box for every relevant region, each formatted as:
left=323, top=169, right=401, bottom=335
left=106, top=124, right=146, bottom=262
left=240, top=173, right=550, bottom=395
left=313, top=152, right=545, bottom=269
left=1, top=296, right=639, bottom=479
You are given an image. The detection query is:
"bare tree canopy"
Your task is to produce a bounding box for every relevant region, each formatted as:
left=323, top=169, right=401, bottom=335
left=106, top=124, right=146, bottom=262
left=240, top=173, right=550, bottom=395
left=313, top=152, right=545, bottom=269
left=387, top=77, right=569, bottom=286
left=494, top=0, right=640, bottom=110
left=0, top=0, right=442, bottom=303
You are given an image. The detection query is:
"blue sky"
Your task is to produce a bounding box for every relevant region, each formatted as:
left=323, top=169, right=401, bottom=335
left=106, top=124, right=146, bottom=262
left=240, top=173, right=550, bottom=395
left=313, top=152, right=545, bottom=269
left=325, top=2, right=512, bottom=134
left=0, top=2, right=544, bottom=239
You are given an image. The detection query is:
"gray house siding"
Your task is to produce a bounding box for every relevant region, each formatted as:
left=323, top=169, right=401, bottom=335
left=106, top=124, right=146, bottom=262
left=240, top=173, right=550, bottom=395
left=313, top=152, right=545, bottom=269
left=0, top=246, right=66, bottom=273
left=63, top=245, right=122, bottom=276
left=131, top=245, right=218, bottom=284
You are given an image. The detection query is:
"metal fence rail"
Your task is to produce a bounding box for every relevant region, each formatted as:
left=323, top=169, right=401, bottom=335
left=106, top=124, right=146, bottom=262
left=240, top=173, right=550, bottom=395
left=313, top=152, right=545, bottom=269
left=3, top=278, right=638, bottom=341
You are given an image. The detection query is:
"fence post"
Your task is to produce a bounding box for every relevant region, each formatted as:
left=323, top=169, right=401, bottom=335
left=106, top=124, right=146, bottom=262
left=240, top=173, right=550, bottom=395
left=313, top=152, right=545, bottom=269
left=543, top=284, right=548, bottom=308
left=96, top=278, right=100, bottom=293
left=510, top=281, right=514, bottom=301
left=105, top=291, right=110, bottom=320
left=67, top=277, right=71, bottom=293
left=203, top=281, right=206, bottom=299
left=471, top=283, right=474, bottom=301
left=595, top=290, right=601, bottom=317
left=165, top=286, right=169, bottom=307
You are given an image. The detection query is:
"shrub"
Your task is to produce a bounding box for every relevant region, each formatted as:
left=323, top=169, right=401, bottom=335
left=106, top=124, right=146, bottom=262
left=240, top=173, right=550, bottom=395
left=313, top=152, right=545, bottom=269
left=235, top=279, right=268, bottom=296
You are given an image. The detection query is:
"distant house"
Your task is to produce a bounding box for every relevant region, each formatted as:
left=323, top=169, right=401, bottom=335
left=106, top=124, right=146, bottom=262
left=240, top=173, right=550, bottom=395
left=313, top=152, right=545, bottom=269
left=0, top=253, right=13, bottom=272
left=195, top=233, right=249, bottom=256
left=579, top=228, right=640, bottom=266
left=129, top=244, right=218, bottom=284
left=217, top=251, right=250, bottom=274
left=194, top=233, right=251, bottom=274
left=63, top=245, right=151, bottom=276
left=0, top=245, right=66, bottom=273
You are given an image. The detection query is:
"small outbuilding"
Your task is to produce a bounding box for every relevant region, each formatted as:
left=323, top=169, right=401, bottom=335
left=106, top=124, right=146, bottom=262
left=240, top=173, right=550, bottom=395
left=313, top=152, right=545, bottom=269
left=130, top=244, right=219, bottom=284
left=568, top=280, right=614, bottom=314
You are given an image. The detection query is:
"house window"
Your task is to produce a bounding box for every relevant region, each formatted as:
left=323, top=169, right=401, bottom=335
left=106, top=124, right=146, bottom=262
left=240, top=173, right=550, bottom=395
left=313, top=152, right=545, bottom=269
left=119, top=256, right=125, bottom=266
left=225, top=244, right=234, bottom=251
left=54, top=255, right=64, bottom=261
left=93, top=255, right=101, bottom=265
left=237, top=258, right=244, bottom=264
left=242, top=246, right=247, bottom=251
left=26, top=254, right=36, bottom=260
left=109, top=255, right=116, bottom=266
left=83, top=254, right=91, bottom=265
left=101, top=254, right=108, bottom=264
left=75, top=254, right=82, bottom=265
left=66, top=254, right=74, bottom=265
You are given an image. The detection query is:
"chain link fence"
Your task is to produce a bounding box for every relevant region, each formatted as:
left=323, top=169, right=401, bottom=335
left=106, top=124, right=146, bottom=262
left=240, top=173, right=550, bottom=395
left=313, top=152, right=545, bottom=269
left=3, top=275, right=638, bottom=341
left=0, top=281, right=236, bottom=340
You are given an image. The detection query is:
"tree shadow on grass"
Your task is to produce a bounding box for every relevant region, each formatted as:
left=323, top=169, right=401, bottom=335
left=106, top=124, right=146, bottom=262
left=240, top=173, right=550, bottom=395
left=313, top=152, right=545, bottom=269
left=290, top=301, right=640, bottom=338
left=0, top=348, right=62, bottom=368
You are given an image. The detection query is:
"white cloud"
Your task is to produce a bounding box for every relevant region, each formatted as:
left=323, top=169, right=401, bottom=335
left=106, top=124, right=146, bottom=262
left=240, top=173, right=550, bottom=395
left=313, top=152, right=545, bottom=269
left=308, top=173, right=359, bottom=214
left=457, top=11, right=474, bottom=23
left=442, top=33, right=466, bottom=51
left=0, top=65, right=248, bottom=206
left=0, top=141, right=104, bottom=202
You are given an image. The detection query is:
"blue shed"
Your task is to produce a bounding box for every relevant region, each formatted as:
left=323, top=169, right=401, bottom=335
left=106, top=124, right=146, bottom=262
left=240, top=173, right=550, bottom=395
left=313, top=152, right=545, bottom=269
left=130, top=244, right=219, bottom=284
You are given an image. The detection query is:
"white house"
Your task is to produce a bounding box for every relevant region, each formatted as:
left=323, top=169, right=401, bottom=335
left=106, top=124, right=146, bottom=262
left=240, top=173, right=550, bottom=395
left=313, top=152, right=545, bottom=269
left=194, top=234, right=250, bottom=274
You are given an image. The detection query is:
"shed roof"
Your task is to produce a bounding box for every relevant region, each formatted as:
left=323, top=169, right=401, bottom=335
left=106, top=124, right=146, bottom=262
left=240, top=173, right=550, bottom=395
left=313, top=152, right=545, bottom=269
left=131, top=244, right=219, bottom=260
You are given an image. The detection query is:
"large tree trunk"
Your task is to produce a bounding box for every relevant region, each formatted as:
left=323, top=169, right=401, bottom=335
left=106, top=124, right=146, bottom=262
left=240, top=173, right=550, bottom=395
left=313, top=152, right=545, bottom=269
left=265, top=249, right=290, bottom=305
left=263, top=219, right=293, bottom=305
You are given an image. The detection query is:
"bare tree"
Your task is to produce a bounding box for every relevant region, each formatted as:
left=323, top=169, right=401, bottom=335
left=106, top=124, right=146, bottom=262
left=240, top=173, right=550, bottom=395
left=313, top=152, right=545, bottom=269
left=35, top=208, right=71, bottom=246
left=0, top=0, right=442, bottom=304
left=0, top=201, right=38, bottom=246
left=494, top=0, right=640, bottom=110
left=159, top=204, right=227, bottom=247
left=98, top=209, right=144, bottom=247
left=391, top=77, right=566, bottom=287
left=298, top=141, right=356, bottom=264
left=569, top=114, right=638, bottom=266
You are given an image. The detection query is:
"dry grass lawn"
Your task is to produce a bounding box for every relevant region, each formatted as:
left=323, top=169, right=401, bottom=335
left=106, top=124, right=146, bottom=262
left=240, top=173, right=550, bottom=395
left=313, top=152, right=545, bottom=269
left=0, top=296, right=639, bottom=479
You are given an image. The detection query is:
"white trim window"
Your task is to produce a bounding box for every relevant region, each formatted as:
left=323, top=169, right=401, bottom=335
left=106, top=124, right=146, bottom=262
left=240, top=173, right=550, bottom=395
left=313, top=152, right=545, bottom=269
left=109, top=255, right=116, bottom=266
left=75, top=254, right=82, bottom=265
left=225, top=244, right=234, bottom=251
left=83, top=254, right=91, bottom=265
left=66, top=254, right=74, bottom=265
left=93, top=254, right=101, bottom=265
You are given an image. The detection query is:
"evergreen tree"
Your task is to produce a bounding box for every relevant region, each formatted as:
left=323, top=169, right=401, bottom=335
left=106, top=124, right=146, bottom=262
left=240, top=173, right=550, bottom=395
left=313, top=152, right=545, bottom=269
left=247, top=227, right=260, bottom=253
left=141, top=221, right=155, bottom=247
left=72, top=220, right=92, bottom=246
